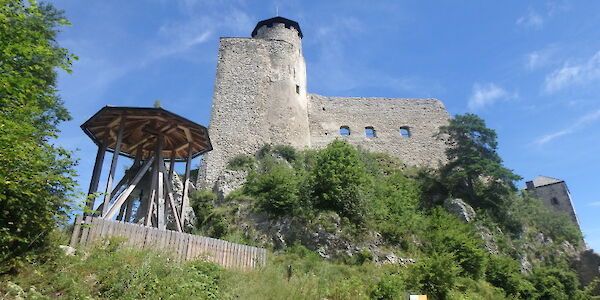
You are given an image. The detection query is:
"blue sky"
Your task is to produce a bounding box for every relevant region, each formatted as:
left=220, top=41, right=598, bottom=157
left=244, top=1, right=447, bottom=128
left=51, top=0, right=600, bottom=250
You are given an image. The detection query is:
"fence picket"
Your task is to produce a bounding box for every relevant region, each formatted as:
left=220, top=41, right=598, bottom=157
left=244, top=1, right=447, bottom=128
left=71, top=216, right=265, bottom=268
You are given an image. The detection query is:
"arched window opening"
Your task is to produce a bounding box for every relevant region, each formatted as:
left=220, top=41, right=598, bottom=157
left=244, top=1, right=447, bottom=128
left=400, top=127, right=411, bottom=138
left=339, top=126, right=350, bottom=136
left=365, top=126, right=376, bottom=138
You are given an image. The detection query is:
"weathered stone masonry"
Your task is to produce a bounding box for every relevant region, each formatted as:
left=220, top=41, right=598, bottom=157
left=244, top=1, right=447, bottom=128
left=198, top=17, right=450, bottom=189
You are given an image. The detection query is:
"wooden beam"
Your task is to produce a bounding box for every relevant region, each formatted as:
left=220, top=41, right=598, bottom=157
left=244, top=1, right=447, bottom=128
left=179, top=126, right=192, bottom=142
left=168, top=150, right=175, bottom=181
left=122, top=120, right=150, bottom=141
left=180, top=144, right=193, bottom=226
left=159, top=161, right=183, bottom=232
left=156, top=133, right=166, bottom=230
left=102, top=117, right=125, bottom=217
left=86, top=143, right=107, bottom=212
left=126, top=135, right=154, bottom=153
left=145, top=162, right=158, bottom=227
left=103, top=155, right=155, bottom=219
left=125, top=190, right=141, bottom=222
left=174, top=142, right=190, bottom=153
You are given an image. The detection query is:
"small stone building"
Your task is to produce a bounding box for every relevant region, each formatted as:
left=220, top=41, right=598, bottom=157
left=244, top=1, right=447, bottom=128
left=197, top=16, right=450, bottom=189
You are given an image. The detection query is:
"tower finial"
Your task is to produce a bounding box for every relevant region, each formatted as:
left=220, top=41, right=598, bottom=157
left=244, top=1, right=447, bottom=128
left=276, top=6, right=279, bottom=16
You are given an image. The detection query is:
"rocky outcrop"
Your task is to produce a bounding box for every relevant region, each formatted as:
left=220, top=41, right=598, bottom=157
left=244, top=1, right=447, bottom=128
left=573, top=249, right=600, bottom=293
left=213, top=169, right=248, bottom=200
left=444, top=198, right=476, bottom=223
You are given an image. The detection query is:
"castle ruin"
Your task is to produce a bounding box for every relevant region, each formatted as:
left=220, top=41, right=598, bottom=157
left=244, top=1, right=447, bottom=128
left=197, top=17, right=450, bottom=189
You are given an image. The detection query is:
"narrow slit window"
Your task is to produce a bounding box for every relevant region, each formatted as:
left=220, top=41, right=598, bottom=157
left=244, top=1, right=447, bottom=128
left=365, top=126, right=376, bottom=138
left=296, top=85, right=300, bottom=94
left=339, top=126, right=350, bottom=136
left=400, top=127, right=411, bottom=138
left=551, top=197, right=559, bottom=205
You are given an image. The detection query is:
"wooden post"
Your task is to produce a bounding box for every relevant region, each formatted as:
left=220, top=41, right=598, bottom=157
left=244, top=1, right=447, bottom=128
left=86, top=143, right=107, bottom=213
left=168, top=150, right=175, bottom=181
left=69, top=214, right=83, bottom=247
left=124, top=190, right=140, bottom=222
left=102, top=117, right=124, bottom=217
left=145, top=154, right=158, bottom=227
left=156, top=134, right=166, bottom=230
left=117, top=146, right=144, bottom=222
left=180, top=144, right=193, bottom=222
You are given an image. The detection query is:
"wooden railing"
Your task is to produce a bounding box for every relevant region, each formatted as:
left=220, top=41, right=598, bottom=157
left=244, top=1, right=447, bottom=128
left=70, top=216, right=266, bottom=269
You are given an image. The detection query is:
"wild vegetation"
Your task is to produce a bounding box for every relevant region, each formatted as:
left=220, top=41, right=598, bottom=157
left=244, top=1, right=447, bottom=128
left=184, top=122, right=589, bottom=298
left=0, top=0, right=77, bottom=272
left=0, top=1, right=596, bottom=299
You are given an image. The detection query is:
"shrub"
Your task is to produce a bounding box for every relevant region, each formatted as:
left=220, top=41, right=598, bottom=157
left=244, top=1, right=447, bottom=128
left=409, top=252, right=461, bottom=300
left=426, top=208, right=488, bottom=280
left=485, top=254, right=535, bottom=298
left=245, top=163, right=302, bottom=215
left=273, top=145, right=297, bottom=162
left=371, top=273, right=406, bottom=300
left=312, top=140, right=371, bottom=223
left=226, top=154, right=255, bottom=170
left=526, top=267, right=586, bottom=300
left=371, top=171, right=424, bottom=247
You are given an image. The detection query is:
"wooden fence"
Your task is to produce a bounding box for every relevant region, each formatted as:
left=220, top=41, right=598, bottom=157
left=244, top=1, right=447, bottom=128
left=70, top=216, right=266, bottom=269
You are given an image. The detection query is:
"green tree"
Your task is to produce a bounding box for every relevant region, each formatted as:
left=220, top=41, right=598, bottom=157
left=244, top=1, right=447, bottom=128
left=438, top=113, right=521, bottom=207
left=0, top=0, right=77, bottom=266
left=312, top=140, right=371, bottom=223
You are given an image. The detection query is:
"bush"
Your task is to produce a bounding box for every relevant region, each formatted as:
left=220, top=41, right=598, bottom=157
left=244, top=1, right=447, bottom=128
left=312, top=140, right=371, bottom=223
left=245, top=163, right=302, bottom=215
left=426, top=208, right=488, bottom=280
left=189, top=190, right=230, bottom=238
left=526, top=267, right=586, bottom=300
left=485, top=254, right=535, bottom=298
left=227, top=154, right=255, bottom=170
left=371, top=171, right=424, bottom=247
left=409, top=252, right=461, bottom=300
left=371, top=273, right=406, bottom=300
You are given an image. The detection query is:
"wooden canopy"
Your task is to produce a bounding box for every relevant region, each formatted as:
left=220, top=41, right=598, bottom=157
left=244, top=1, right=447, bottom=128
left=81, top=106, right=212, bottom=161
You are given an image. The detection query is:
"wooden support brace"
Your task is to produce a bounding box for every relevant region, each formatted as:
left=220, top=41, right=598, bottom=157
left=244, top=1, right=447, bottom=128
left=156, top=134, right=166, bottom=230
left=103, top=155, right=155, bottom=219
left=86, top=143, right=107, bottom=213
left=180, top=144, right=193, bottom=224
left=102, top=117, right=124, bottom=217
left=159, top=162, right=183, bottom=232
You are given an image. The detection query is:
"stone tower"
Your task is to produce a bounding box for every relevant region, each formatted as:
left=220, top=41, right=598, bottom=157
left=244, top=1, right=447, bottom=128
left=198, top=17, right=311, bottom=187
left=525, top=176, right=581, bottom=230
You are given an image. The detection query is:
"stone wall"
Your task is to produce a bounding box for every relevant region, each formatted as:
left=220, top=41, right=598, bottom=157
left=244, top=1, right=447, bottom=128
left=529, top=182, right=580, bottom=228
left=197, top=18, right=451, bottom=191
left=308, top=94, right=449, bottom=167
left=198, top=33, right=310, bottom=188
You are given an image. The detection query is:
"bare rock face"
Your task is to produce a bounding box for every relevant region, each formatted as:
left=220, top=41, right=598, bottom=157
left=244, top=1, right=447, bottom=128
left=213, top=169, right=248, bottom=201
left=444, top=198, right=476, bottom=223
left=573, top=249, right=600, bottom=293
left=475, top=224, right=500, bottom=255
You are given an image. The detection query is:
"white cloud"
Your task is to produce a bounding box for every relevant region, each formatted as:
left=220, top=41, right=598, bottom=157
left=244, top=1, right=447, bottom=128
left=468, top=83, right=515, bottom=111
left=544, top=51, right=600, bottom=93
left=516, top=10, right=544, bottom=29
left=525, top=46, right=557, bottom=70
left=534, top=109, right=600, bottom=145
left=589, top=201, right=600, bottom=207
